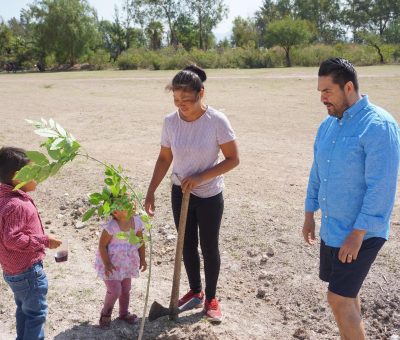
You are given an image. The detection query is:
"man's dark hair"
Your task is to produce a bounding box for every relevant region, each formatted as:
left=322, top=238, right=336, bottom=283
left=318, top=57, right=359, bottom=92
left=0, top=147, right=29, bottom=185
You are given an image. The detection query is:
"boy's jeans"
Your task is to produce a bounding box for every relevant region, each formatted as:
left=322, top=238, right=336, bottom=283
left=3, top=262, right=48, bottom=340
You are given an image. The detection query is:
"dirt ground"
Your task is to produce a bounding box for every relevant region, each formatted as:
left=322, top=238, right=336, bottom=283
left=1, top=66, right=400, bottom=340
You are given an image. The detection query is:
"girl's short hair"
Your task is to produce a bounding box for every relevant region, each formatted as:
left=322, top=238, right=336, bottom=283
left=166, top=64, right=207, bottom=93
left=0, top=147, right=29, bottom=185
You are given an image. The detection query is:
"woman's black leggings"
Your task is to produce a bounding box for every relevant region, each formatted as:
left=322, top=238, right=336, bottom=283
left=171, top=185, right=224, bottom=301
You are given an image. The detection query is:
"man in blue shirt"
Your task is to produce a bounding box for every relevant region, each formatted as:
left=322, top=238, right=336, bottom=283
left=303, top=57, right=400, bottom=339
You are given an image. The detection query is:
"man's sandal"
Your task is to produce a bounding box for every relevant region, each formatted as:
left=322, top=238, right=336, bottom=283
left=99, top=314, right=111, bottom=329
left=117, top=313, right=138, bottom=324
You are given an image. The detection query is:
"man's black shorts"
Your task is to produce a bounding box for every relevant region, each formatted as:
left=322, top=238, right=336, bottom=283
left=319, top=237, right=386, bottom=298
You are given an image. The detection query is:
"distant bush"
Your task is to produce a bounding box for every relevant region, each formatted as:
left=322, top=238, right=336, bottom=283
left=394, top=46, right=400, bottom=63
left=291, top=44, right=337, bottom=66
left=86, top=49, right=112, bottom=70
left=118, top=48, right=146, bottom=70
left=159, top=46, right=192, bottom=70
left=8, top=43, right=394, bottom=72
left=334, top=43, right=378, bottom=66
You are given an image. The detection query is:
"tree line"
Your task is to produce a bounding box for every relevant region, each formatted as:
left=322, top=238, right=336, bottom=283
left=0, top=0, right=399, bottom=70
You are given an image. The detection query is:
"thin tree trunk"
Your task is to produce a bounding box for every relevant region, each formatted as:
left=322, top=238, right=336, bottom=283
left=285, top=47, right=291, bottom=67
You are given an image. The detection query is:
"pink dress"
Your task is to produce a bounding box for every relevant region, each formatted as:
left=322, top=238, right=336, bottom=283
left=94, top=215, right=143, bottom=280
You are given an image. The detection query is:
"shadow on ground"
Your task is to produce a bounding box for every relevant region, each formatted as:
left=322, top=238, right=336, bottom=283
left=53, top=311, right=208, bottom=340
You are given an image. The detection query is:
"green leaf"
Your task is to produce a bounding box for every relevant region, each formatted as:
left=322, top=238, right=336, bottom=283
left=103, top=201, right=110, bottom=214
left=105, top=168, right=113, bottom=176
left=82, top=207, right=96, bottom=222
left=140, top=212, right=150, bottom=224
left=55, top=122, right=67, bottom=137
left=111, top=186, right=119, bottom=197
left=26, top=151, right=49, bottom=166
left=48, top=118, right=55, bottom=129
left=49, top=162, right=63, bottom=176
left=48, top=149, right=62, bottom=160
left=144, top=222, right=152, bottom=231
left=89, top=193, right=103, bottom=205
left=128, top=229, right=141, bottom=245
left=50, top=138, right=65, bottom=150
left=36, top=165, right=52, bottom=183
left=97, top=206, right=104, bottom=216
left=13, top=181, right=27, bottom=191
left=14, top=165, right=39, bottom=182
left=25, top=119, right=42, bottom=128
left=116, top=232, right=128, bottom=240
left=34, top=128, right=59, bottom=138
left=105, top=178, right=113, bottom=186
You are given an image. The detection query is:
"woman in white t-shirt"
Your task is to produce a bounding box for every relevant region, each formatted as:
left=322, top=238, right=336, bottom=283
left=145, top=65, right=239, bottom=323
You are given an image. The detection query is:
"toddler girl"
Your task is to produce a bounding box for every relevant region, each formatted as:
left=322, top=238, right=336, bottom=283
left=94, top=208, right=147, bottom=328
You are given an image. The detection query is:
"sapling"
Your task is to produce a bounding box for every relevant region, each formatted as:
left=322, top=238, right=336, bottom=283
left=13, top=118, right=152, bottom=340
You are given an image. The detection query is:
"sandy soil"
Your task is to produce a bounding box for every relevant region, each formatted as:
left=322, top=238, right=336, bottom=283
left=1, top=66, right=400, bottom=340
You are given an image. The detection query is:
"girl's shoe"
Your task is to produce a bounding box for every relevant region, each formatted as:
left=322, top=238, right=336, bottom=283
left=99, top=315, right=111, bottom=329
left=118, top=313, right=138, bottom=324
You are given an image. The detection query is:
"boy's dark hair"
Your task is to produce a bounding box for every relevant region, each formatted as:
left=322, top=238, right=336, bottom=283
left=166, top=64, right=207, bottom=93
left=318, top=57, right=359, bottom=92
left=0, top=147, right=29, bottom=185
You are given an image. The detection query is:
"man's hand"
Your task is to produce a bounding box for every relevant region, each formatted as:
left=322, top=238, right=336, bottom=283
left=48, top=236, right=62, bottom=249
left=303, top=212, right=316, bottom=245
left=338, top=229, right=366, bottom=263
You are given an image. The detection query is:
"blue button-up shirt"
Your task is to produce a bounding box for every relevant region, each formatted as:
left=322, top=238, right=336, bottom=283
left=305, top=95, right=400, bottom=247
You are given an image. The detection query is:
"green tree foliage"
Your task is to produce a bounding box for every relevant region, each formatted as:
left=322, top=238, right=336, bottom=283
left=384, top=18, right=400, bottom=43
left=133, top=0, right=186, bottom=47
left=255, top=0, right=294, bottom=47
left=2, top=0, right=400, bottom=69
left=293, top=0, right=344, bottom=43
left=231, top=17, right=258, bottom=48
left=0, top=21, right=13, bottom=57
left=98, top=19, right=125, bottom=61
left=187, top=0, right=228, bottom=50
left=174, top=15, right=197, bottom=50
left=265, top=18, right=313, bottom=67
left=356, top=30, right=386, bottom=63
left=343, top=0, right=400, bottom=38
left=145, top=20, right=164, bottom=49
left=28, top=0, right=99, bottom=65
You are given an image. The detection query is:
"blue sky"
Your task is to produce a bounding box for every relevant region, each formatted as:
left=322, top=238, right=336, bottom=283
left=0, top=0, right=264, bottom=39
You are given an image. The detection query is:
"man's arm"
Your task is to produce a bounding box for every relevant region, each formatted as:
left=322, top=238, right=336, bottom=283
left=339, top=121, right=400, bottom=263
left=303, top=134, right=321, bottom=245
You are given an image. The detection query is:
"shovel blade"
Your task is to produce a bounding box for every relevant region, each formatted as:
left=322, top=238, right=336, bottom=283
left=148, top=301, right=170, bottom=322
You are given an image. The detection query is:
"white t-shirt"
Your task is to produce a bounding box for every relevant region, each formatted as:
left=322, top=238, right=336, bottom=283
left=161, top=106, right=236, bottom=198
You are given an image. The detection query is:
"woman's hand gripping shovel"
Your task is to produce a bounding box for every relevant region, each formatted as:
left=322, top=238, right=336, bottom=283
left=149, top=189, right=193, bottom=321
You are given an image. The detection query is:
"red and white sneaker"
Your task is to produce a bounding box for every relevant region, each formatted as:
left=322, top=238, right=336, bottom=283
left=204, top=298, right=222, bottom=323
left=178, top=289, right=204, bottom=310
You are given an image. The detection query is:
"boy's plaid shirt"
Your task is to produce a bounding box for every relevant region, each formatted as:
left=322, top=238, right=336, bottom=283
left=0, top=184, right=48, bottom=275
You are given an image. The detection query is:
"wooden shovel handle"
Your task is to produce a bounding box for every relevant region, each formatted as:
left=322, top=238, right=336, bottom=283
left=169, top=189, right=191, bottom=315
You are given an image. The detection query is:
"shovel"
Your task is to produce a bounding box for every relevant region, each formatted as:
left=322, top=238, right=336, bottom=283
left=149, top=189, right=191, bottom=322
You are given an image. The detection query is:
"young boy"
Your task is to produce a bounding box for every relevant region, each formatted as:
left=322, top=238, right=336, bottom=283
left=0, top=146, right=62, bottom=340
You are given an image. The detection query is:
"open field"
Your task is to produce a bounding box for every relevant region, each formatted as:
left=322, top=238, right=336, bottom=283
left=1, top=66, right=400, bottom=339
